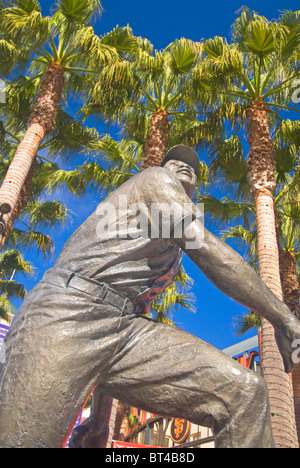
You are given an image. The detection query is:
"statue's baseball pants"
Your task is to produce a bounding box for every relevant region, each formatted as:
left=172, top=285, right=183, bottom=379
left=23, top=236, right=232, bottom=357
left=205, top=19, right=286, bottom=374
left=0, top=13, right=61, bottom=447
left=0, top=268, right=274, bottom=448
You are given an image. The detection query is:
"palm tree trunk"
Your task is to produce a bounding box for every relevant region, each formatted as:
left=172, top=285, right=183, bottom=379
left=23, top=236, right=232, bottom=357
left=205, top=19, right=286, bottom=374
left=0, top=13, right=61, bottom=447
left=0, top=158, right=37, bottom=251
left=114, top=402, right=130, bottom=441
left=246, top=98, right=298, bottom=448
left=141, top=109, right=170, bottom=170
left=106, top=398, right=119, bottom=448
left=0, top=63, right=65, bottom=251
left=279, top=249, right=300, bottom=445
left=279, top=251, right=300, bottom=319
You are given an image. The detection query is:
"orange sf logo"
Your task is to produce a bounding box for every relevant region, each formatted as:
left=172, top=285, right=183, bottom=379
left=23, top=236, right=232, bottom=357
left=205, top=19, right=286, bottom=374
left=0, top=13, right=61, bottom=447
left=174, top=419, right=185, bottom=438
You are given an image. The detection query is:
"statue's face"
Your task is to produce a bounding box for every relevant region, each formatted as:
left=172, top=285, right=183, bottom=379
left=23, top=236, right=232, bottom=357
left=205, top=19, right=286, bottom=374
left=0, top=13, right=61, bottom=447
left=164, top=159, right=197, bottom=197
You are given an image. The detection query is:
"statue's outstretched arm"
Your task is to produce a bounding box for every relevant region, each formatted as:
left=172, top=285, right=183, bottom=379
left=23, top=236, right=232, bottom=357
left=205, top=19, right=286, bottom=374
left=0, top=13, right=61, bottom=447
left=173, top=221, right=300, bottom=373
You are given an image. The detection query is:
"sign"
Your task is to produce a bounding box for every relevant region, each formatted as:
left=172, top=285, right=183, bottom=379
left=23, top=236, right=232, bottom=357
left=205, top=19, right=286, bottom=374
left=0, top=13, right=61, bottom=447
left=170, top=418, right=191, bottom=444
left=0, top=323, right=9, bottom=364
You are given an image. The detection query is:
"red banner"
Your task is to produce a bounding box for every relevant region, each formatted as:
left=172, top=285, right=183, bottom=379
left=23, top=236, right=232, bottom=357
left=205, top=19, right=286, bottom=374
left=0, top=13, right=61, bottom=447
left=113, top=441, right=163, bottom=448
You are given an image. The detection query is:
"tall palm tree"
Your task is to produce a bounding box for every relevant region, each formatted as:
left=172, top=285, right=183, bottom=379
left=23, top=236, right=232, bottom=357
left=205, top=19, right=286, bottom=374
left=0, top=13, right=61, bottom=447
left=193, top=9, right=300, bottom=448
left=0, top=83, right=99, bottom=251
left=201, top=135, right=300, bottom=445
left=275, top=157, right=300, bottom=445
left=0, top=0, right=136, bottom=249
left=83, top=38, right=202, bottom=169
left=225, top=196, right=300, bottom=445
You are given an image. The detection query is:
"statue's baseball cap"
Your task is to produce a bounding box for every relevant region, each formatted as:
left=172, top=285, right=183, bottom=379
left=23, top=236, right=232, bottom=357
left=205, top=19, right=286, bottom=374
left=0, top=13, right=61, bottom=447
left=161, top=145, right=200, bottom=176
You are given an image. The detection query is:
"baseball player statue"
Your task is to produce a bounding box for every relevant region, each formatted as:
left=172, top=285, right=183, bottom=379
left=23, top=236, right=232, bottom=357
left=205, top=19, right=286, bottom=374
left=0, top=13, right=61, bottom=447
left=0, top=145, right=299, bottom=448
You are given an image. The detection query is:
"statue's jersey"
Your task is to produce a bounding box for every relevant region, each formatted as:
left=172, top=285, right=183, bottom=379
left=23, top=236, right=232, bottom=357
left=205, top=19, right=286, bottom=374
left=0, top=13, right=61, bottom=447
left=55, top=167, right=199, bottom=314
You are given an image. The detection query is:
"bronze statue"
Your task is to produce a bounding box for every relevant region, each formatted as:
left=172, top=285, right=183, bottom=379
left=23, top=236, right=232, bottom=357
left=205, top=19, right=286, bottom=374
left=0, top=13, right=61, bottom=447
left=0, top=145, right=299, bottom=448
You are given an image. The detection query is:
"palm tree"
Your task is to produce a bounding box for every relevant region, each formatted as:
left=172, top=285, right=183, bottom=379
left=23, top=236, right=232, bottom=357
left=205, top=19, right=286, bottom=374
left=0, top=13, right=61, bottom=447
left=0, top=248, right=33, bottom=321
left=225, top=195, right=300, bottom=445
left=83, top=38, right=202, bottom=169
left=0, top=85, right=105, bottom=259
left=192, top=9, right=300, bottom=448
left=275, top=164, right=300, bottom=445
left=201, top=133, right=300, bottom=445
left=0, top=0, right=137, bottom=249
left=0, top=87, right=99, bottom=252
left=149, top=267, right=195, bottom=326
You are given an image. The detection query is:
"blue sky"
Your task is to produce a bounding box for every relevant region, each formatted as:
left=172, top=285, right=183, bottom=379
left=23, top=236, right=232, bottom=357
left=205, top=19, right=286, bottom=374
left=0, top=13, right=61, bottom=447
left=11, top=0, right=300, bottom=351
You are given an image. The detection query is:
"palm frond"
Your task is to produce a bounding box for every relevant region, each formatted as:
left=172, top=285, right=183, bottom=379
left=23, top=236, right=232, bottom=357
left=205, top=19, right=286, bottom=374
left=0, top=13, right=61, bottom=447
left=200, top=195, right=255, bottom=230
left=0, top=248, right=33, bottom=276
left=150, top=267, right=195, bottom=325
left=6, top=227, right=55, bottom=259
left=77, top=137, right=144, bottom=194
left=55, top=0, right=103, bottom=24
left=100, top=25, right=137, bottom=56
left=0, top=38, right=19, bottom=76
left=275, top=145, right=296, bottom=185
left=36, top=163, right=88, bottom=197
left=167, top=38, right=200, bottom=76
left=92, top=135, right=143, bottom=171
left=21, top=200, right=69, bottom=230
left=0, top=296, right=12, bottom=321
left=233, top=311, right=261, bottom=335
left=243, top=19, right=276, bottom=59
left=0, top=247, right=33, bottom=320
left=79, top=26, right=120, bottom=67
left=45, top=111, right=100, bottom=160
left=2, top=0, right=50, bottom=44
left=0, top=279, right=26, bottom=300
left=221, top=225, right=258, bottom=261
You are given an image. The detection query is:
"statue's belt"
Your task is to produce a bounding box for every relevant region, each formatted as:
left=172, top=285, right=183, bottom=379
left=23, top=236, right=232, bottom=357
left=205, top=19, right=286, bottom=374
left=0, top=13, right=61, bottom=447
left=67, top=273, right=139, bottom=316
left=42, top=268, right=139, bottom=316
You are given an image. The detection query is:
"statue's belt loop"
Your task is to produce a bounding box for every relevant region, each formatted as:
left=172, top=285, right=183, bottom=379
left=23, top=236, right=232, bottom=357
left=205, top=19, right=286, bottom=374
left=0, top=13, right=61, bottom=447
left=67, top=273, right=137, bottom=316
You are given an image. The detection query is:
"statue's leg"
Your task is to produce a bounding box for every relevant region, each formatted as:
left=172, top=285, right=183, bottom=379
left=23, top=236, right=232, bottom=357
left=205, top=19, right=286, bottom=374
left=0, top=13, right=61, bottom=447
left=100, top=316, right=275, bottom=449
left=69, top=387, right=113, bottom=448
left=0, top=273, right=274, bottom=448
left=0, top=278, right=131, bottom=448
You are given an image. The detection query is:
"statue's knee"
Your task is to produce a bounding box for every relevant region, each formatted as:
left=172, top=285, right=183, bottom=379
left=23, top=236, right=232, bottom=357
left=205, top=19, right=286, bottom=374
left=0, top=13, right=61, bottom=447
left=243, top=371, right=269, bottom=407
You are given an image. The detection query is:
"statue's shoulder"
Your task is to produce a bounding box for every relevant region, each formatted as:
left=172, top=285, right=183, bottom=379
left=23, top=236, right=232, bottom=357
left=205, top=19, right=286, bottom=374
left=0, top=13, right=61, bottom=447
left=138, top=166, right=165, bottom=177
left=136, top=166, right=181, bottom=188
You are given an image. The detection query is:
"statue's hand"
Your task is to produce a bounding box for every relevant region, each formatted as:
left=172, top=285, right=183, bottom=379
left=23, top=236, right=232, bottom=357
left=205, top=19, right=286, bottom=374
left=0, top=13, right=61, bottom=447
left=275, top=315, right=300, bottom=374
